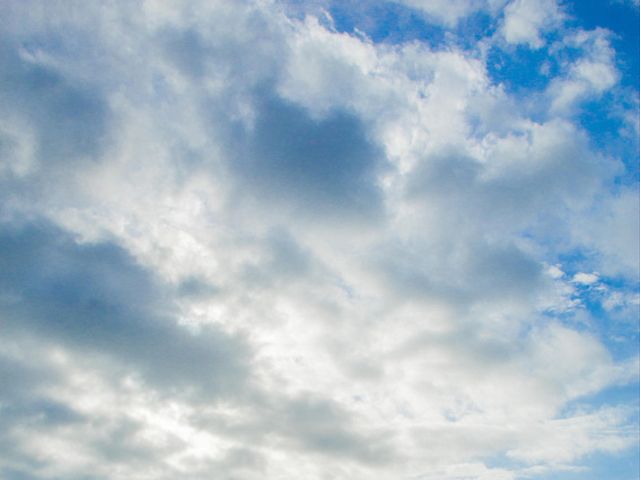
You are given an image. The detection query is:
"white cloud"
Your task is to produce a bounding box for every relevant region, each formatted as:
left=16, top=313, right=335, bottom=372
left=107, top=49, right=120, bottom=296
left=572, top=272, right=600, bottom=285
left=500, top=0, right=564, bottom=48
left=546, top=28, right=620, bottom=114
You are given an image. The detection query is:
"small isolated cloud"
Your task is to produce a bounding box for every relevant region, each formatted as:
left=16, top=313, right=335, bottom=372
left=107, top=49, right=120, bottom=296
left=572, top=272, right=600, bottom=285
left=500, top=0, right=564, bottom=48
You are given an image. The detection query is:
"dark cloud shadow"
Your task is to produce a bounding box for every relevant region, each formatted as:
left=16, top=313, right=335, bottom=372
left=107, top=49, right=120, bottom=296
left=0, top=220, right=251, bottom=400
left=226, top=93, right=386, bottom=221
left=0, top=39, right=109, bottom=169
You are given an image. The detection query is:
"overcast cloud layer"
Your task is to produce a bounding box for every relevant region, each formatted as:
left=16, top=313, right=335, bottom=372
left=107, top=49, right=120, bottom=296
left=0, top=1, right=638, bottom=479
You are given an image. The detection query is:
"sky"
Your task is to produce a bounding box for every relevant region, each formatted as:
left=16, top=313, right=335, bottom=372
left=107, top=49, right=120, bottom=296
left=0, top=1, right=638, bottom=479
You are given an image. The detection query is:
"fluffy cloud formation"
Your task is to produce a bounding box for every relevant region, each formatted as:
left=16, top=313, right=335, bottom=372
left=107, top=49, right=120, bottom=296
left=0, top=1, right=637, bottom=479
left=500, top=0, right=564, bottom=48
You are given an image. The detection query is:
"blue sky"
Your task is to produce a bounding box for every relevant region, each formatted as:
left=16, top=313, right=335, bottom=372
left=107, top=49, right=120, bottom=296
left=0, top=1, right=638, bottom=479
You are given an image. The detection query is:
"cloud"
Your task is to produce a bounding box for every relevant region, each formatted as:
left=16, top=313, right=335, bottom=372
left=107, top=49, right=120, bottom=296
left=0, top=0, right=637, bottom=479
left=0, top=219, right=393, bottom=478
left=570, top=186, right=640, bottom=279
left=228, top=94, right=386, bottom=221
left=500, top=0, right=564, bottom=48
left=548, top=28, right=620, bottom=114
left=0, top=220, right=251, bottom=399
left=0, top=39, right=110, bottom=183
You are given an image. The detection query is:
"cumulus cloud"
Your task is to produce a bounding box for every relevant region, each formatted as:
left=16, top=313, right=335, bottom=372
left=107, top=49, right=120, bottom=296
left=0, top=0, right=637, bottom=479
left=547, top=28, right=620, bottom=114
left=500, top=0, right=564, bottom=48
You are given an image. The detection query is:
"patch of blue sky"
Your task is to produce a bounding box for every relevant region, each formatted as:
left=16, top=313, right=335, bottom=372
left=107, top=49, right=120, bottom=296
left=486, top=42, right=560, bottom=94
left=537, top=246, right=638, bottom=361
left=474, top=453, right=531, bottom=480
left=582, top=296, right=638, bottom=361
left=564, top=0, right=640, bottom=89
left=453, top=10, right=496, bottom=50
left=528, top=450, right=640, bottom=480
left=574, top=449, right=640, bottom=480
left=553, top=251, right=631, bottom=287
left=563, top=383, right=640, bottom=421
left=326, top=1, right=447, bottom=46
left=565, top=0, right=640, bottom=187
left=549, top=247, right=593, bottom=274
left=578, top=94, right=640, bottom=185
left=324, top=1, right=495, bottom=49
left=555, top=387, right=639, bottom=480
left=486, top=21, right=604, bottom=95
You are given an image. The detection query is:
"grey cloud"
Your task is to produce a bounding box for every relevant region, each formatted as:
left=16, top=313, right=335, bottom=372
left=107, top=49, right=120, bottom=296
left=162, top=28, right=211, bottom=79
left=0, top=220, right=250, bottom=400
left=0, top=219, right=256, bottom=478
left=227, top=94, right=386, bottom=221
left=0, top=352, right=56, bottom=403
left=86, top=416, right=187, bottom=470
left=0, top=39, right=109, bottom=170
left=0, top=395, right=84, bottom=430
left=372, top=238, right=543, bottom=312
left=0, top=345, right=82, bottom=425
left=240, top=227, right=314, bottom=289
left=177, top=276, right=220, bottom=299
left=0, top=351, right=86, bottom=476
left=192, top=391, right=397, bottom=467
left=406, top=132, right=608, bottom=234
left=156, top=18, right=390, bottom=224
left=158, top=7, right=288, bottom=88
left=0, top=220, right=394, bottom=476
left=0, top=354, right=186, bottom=480
left=387, top=136, right=608, bottom=310
left=0, top=469, right=48, bottom=480
left=465, top=242, right=543, bottom=301
left=275, top=394, right=393, bottom=464
left=218, top=447, right=267, bottom=477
